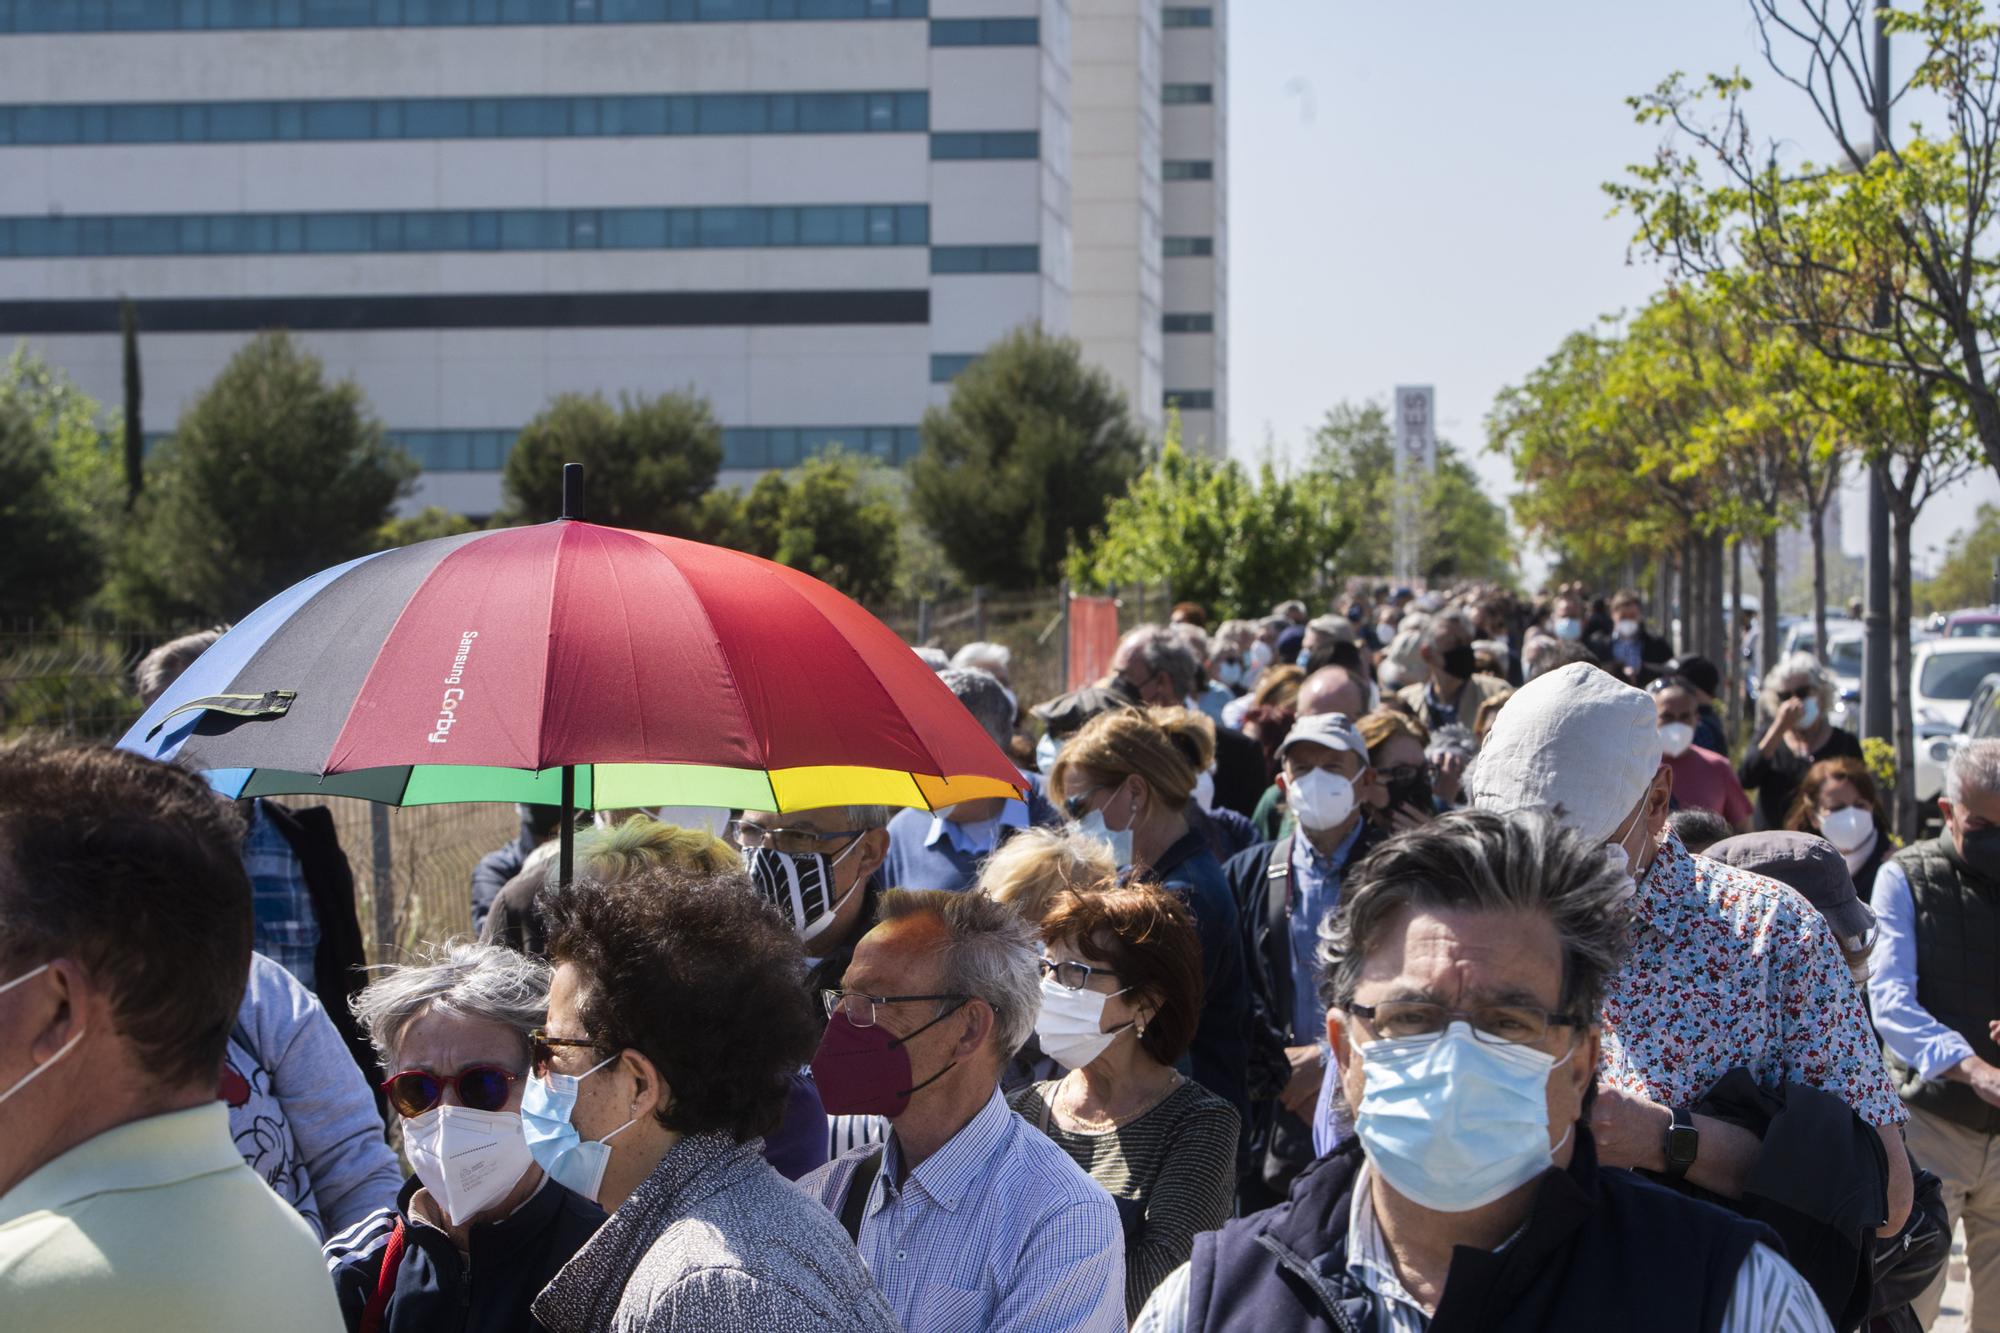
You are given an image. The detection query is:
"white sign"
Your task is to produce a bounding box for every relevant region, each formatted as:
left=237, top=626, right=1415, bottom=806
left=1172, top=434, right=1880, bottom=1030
left=1392, top=385, right=1436, bottom=585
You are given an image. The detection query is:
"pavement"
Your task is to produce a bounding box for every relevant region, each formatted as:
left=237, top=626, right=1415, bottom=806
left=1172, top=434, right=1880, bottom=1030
left=1932, top=1224, right=1972, bottom=1332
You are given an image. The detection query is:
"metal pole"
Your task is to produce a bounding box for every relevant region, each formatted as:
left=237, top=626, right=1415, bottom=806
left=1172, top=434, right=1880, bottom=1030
left=972, top=585, right=986, bottom=640
left=558, top=765, right=575, bottom=889
left=369, top=802, right=393, bottom=958
left=1059, top=579, right=1071, bottom=691
left=1862, top=8, right=1895, bottom=744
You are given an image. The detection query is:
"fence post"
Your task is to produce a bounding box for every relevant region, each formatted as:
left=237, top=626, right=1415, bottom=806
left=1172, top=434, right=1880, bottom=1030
left=1136, top=580, right=1148, bottom=624
left=917, top=596, right=932, bottom=645
left=972, top=585, right=986, bottom=639
left=369, top=803, right=394, bottom=958
left=1059, top=580, right=1071, bottom=690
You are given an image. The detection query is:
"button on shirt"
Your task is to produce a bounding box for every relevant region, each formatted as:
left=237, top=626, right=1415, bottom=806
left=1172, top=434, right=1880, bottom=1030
left=241, top=799, right=321, bottom=993
left=800, top=1087, right=1126, bottom=1333
left=1289, top=821, right=1365, bottom=1045
left=1867, top=859, right=1976, bottom=1080
left=1600, top=833, right=1907, bottom=1126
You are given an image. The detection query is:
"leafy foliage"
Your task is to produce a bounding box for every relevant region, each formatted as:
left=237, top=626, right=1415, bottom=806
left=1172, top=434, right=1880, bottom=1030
left=1067, top=424, right=1347, bottom=613
left=0, top=394, right=103, bottom=621
left=110, top=331, right=414, bottom=622
left=910, top=327, right=1147, bottom=590
left=374, top=506, right=481, bottom=552
left=728, top=450, right=903, bottom=603
left=1918, top=502, right=2000, bottom=612
left=502, top=390, right=723, bottom=534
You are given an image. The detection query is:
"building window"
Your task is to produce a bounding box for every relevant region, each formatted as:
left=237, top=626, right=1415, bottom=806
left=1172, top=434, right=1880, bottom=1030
left=1162, top=84, right=1213, bottom=105
left=1163, top=312, right=1213, bottom=333
left=0, top=0, right=928, bottom=31
left=928, top=16, right=1037, bottom=45
left=722, top=425, right=923, bottom=468
left=1165, top=390, right=1215, bottom=410
left=1163, top=159, right=1214, bottom=181
left=1162, top=6, right=1213, bottom=27
left=0, top=203, right=932, bottom=258
left=1163, top=235, right=1214, bottom=257
left=929, top=353, right=978, bottom=382
left=0, top=90, right=929, bottom=146
left=928, top=131, right=1039, bottom=160
left=929, top=245, right=1039, bottom=274
left=386, top=429, right=520, bottom=473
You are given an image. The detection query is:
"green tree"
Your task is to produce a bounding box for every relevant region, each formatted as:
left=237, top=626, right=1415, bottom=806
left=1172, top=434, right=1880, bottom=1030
left=726, top=450, right=902, bottom=603
left=112, top=331, right=414, bottom=622
left=1919, top=503, right=2000, bottom=612
left=1066, top=428, right=1347, bottom=617
left=910, top=327, right=1146, bottom=589
left=502, top=390, right=722, bottom=533
left=0, top=395, right=102, bottom=621
left=1311, top=401, right=1515, bottom=585
left=373, top=505, right=481, bottom=551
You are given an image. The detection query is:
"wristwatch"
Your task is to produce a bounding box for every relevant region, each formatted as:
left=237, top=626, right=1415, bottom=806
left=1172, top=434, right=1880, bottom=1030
left=1663, top=1106, right=1699, bottom=1181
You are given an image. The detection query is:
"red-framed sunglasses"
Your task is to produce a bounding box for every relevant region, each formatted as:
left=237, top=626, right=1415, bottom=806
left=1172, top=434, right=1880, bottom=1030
left=379, top=1063, right=520, bottom=1119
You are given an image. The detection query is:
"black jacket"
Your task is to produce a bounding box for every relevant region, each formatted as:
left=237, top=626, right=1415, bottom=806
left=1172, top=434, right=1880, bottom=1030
left=327, top=1175, right=606, bottom=1333
left=1183, top=1129, right=1775, bottom=1333
left=1587, top=624, right=1676, bottom=686
left=260, top=800, right=375, bottom=1092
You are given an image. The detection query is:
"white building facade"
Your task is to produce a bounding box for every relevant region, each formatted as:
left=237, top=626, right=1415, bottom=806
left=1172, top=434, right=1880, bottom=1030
left=0, top=0, right=1224, bottom=516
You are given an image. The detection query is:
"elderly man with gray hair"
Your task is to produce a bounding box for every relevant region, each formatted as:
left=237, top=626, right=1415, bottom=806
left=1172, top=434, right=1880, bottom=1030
left=1868, top=738, right=2000, bottom=1329
left=1137, top=809, right=1829, bottom=1332
left=1469, top=666, right=1913, bottom=1263
left=804, top=888, right=1125, bottom=1333
left=325, top=940, right=606, bottom=1331
left=882, top=668, right=1059, bottom=893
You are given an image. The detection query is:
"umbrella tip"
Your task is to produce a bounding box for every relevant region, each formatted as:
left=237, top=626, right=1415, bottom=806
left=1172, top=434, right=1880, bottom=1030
left=561, top=463, right=585, bottom=521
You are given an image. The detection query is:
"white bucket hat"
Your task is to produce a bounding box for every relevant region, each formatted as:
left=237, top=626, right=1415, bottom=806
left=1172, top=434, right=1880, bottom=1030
left=1468, top=662, right=1660, bottom=843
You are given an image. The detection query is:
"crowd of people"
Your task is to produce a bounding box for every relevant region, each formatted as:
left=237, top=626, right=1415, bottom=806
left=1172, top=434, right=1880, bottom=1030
left=1, top=582, right=1997, bottom=1332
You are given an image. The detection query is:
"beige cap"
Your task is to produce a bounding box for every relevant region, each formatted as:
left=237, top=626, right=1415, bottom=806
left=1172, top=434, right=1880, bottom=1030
left=1468, top=662, right=1659, bottom=843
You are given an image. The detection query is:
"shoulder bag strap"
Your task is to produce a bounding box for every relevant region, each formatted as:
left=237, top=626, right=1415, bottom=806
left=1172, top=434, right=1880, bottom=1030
left=838, top=1148, right=885, bottom=1245
left=358, top=1218, right=406, bottom=1333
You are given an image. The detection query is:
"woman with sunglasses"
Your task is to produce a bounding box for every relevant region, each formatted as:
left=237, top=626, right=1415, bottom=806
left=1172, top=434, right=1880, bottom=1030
left=1009, top=885, right=1239, bottom=1319
left=324, top=941, right=606, bottom=1333
left=1740, top=652, right=1862, bottom=832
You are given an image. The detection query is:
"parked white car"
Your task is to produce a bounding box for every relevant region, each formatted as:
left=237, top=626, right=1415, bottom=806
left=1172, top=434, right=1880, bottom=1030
left=1912, top=642, right=2000, bottom=801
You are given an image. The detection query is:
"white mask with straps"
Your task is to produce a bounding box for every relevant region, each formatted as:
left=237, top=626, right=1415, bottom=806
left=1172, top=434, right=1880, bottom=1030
left=0, top=964, right=85, bottom=1109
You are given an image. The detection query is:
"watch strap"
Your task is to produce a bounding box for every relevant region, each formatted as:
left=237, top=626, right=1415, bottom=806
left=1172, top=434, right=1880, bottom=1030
left=1662, top=1105, right=1699, bottom=1181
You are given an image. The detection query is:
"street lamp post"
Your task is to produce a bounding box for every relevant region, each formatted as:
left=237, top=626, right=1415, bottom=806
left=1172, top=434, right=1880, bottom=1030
left=1862, top=6, right=1895, bottom=745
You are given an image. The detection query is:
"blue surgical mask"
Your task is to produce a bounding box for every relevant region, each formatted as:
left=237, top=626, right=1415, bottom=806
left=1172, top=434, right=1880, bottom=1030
left=1798, top=697, right=1821, bottom=729
left=1035, top=731, right=1063, bottom=776
left=1354, top=1022, right=1573, bottom=1213
left=1217, top=660, right=1246, bottom=689
left=520, top=1055, right=636, bottom=1203
left=1553, top=617, right=1583, bottom=642
left=1071, top=808, right=1134, bottom=871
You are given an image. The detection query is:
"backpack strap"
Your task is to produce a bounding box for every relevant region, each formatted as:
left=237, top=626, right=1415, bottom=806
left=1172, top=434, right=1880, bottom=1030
left=838, top=1148, right=885, bottom=1245
left=358, top=1218, right=407, bottom=1333
left=1266, top=833, right=1295, bottom=926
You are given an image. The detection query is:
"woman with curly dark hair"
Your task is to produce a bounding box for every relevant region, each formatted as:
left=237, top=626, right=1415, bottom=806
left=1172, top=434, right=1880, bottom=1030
left=527, top=863, right=897, bottom=1333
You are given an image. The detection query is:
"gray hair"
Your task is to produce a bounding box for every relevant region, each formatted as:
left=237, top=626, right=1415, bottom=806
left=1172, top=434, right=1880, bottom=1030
left=1760, top=652, right=1836, bottom=720
left=1272, top=600, right=1308, bottom=621
left=1316, top=809, right=1632, bottom=1023
left=950, top=641, right=1011, bottom=677
left=938, top=667, right=1015, bottom=750
left=133, top=627, right=226, bottom=705
left=844, top=805, right=897, bottom=831
left=913, top=645, right=950, bottom=672
left=350, top=939, right=552, bottom=1067
left=1168, top=621, right=1212, bottom=664
left=877, top=887, right=1042, bottom=1059
left=1116, top=624, right=1201, bottom=697
left=1423, top=609, right=1477, bottom=649
left=1946, top=738, right=2000, bottom=805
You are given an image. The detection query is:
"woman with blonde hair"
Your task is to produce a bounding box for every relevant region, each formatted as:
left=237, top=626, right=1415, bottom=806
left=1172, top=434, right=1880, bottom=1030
left=1048, top=706, right=1253, bottom=1126
left=977, top=826, right=1119, bottom=927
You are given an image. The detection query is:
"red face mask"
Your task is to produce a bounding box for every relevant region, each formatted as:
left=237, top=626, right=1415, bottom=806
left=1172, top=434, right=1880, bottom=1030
left=811, top=1003, right=967, bottom=1118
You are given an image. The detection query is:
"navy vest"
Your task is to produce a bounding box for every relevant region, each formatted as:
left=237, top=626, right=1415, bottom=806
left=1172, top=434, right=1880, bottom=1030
left=1185, top=1128, right=1774, bottom=1333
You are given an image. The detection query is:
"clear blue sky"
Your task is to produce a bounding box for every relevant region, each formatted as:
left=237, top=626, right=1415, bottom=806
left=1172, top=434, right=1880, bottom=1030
left=1224, top=0, right=2000, bottom=581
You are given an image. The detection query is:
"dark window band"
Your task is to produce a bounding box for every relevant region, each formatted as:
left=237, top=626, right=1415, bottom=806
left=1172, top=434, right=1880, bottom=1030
left=0, top=90, right=929, bottom=146
left=0, top=0, right=928, bottom=33
left=0, top=288, right=930, bottom=334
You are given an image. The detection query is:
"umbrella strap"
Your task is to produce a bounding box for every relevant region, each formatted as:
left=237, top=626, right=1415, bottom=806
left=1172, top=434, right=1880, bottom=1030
left=145, top=690, right=297, bottom=740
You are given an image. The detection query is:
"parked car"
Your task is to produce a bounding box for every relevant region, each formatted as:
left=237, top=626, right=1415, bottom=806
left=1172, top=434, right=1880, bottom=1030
left=1944, top=609, right=2000, bottom=639
left=1913, top=643, right=2000, bottom=802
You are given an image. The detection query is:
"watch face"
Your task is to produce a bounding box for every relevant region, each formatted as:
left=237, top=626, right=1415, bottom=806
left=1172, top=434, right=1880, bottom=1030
left=1667, top=1123, right=1700, bottom=1167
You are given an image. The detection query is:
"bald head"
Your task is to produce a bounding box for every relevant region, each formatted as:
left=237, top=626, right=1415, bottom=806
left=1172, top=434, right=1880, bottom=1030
left=1299, top=666, right=1366, bottom=720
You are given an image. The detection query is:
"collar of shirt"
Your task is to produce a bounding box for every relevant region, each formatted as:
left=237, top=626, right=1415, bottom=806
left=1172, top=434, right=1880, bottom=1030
left=1345, top=1160, right=1430, bottom=1324
left=875, top=1085, right=1013, bottom=1216
left=925, top=800, right=1028, bottom=857
left=1633, top=831, right=1703, bottom=939
left=1291, top=818, right=1365, bottom=890
left=0, top=1102, right=242, bottom=1226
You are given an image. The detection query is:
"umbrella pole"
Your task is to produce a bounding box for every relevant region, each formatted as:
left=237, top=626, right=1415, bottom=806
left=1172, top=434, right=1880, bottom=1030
left=559, top=764, right=575, bottom=888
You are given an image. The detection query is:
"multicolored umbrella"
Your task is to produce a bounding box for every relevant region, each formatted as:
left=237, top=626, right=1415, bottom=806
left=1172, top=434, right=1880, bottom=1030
left=118, top=487, right=1022, bottom=833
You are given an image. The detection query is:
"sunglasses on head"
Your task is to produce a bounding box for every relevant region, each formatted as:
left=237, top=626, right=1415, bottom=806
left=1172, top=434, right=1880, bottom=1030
left=379, top=1063, right=519, bottom=1119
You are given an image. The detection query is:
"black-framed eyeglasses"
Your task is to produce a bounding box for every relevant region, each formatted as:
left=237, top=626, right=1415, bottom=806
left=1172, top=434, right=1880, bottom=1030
left=726, top=819, right=864, bottom=858
left=820, top=989, right=969, bottom=1028
left=529, top=1026, right=602, bottom=1076
left=1345, top=1000, right=1584, bottom=1047
left=1038, top=957, right=1120, bottom=991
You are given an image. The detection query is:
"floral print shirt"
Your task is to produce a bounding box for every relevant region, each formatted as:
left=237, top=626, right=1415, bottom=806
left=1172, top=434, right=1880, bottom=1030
left=1599, top=832, right=1907, bottom=1127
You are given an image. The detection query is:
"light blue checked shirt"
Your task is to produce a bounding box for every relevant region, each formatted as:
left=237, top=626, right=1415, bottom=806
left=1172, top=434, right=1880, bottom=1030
left=800, top=1086, right=1126, bottom=1333
left=240, top=800, right=320, bottom=993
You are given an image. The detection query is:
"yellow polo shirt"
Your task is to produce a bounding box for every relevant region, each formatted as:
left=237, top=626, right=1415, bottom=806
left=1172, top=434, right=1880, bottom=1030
left=0, top=1101, right=345, bottom=1331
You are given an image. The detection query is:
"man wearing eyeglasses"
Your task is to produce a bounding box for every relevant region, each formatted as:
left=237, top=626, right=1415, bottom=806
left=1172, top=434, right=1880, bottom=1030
left=1136, top=809, right=1832, bottom=1332
left=730, top=804, right=895, bottom=1009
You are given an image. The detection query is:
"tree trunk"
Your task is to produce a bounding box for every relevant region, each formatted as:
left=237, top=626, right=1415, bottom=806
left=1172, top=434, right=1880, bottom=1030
left=120, top=295, right=142, bottom=511
left=1655, top=555, right=1674, bottom=645
left=1759, top=530, right=1782, bottom=685
left=1706, top=531, right=1727, bottom=666
left=1728, top=536, right=1745, bottom=746
left=1686, top=536, right=1706, bottom=660
left=1890, top=503, right=1921, bottom=840
left=1809, top=492, right=1830, bottom=672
